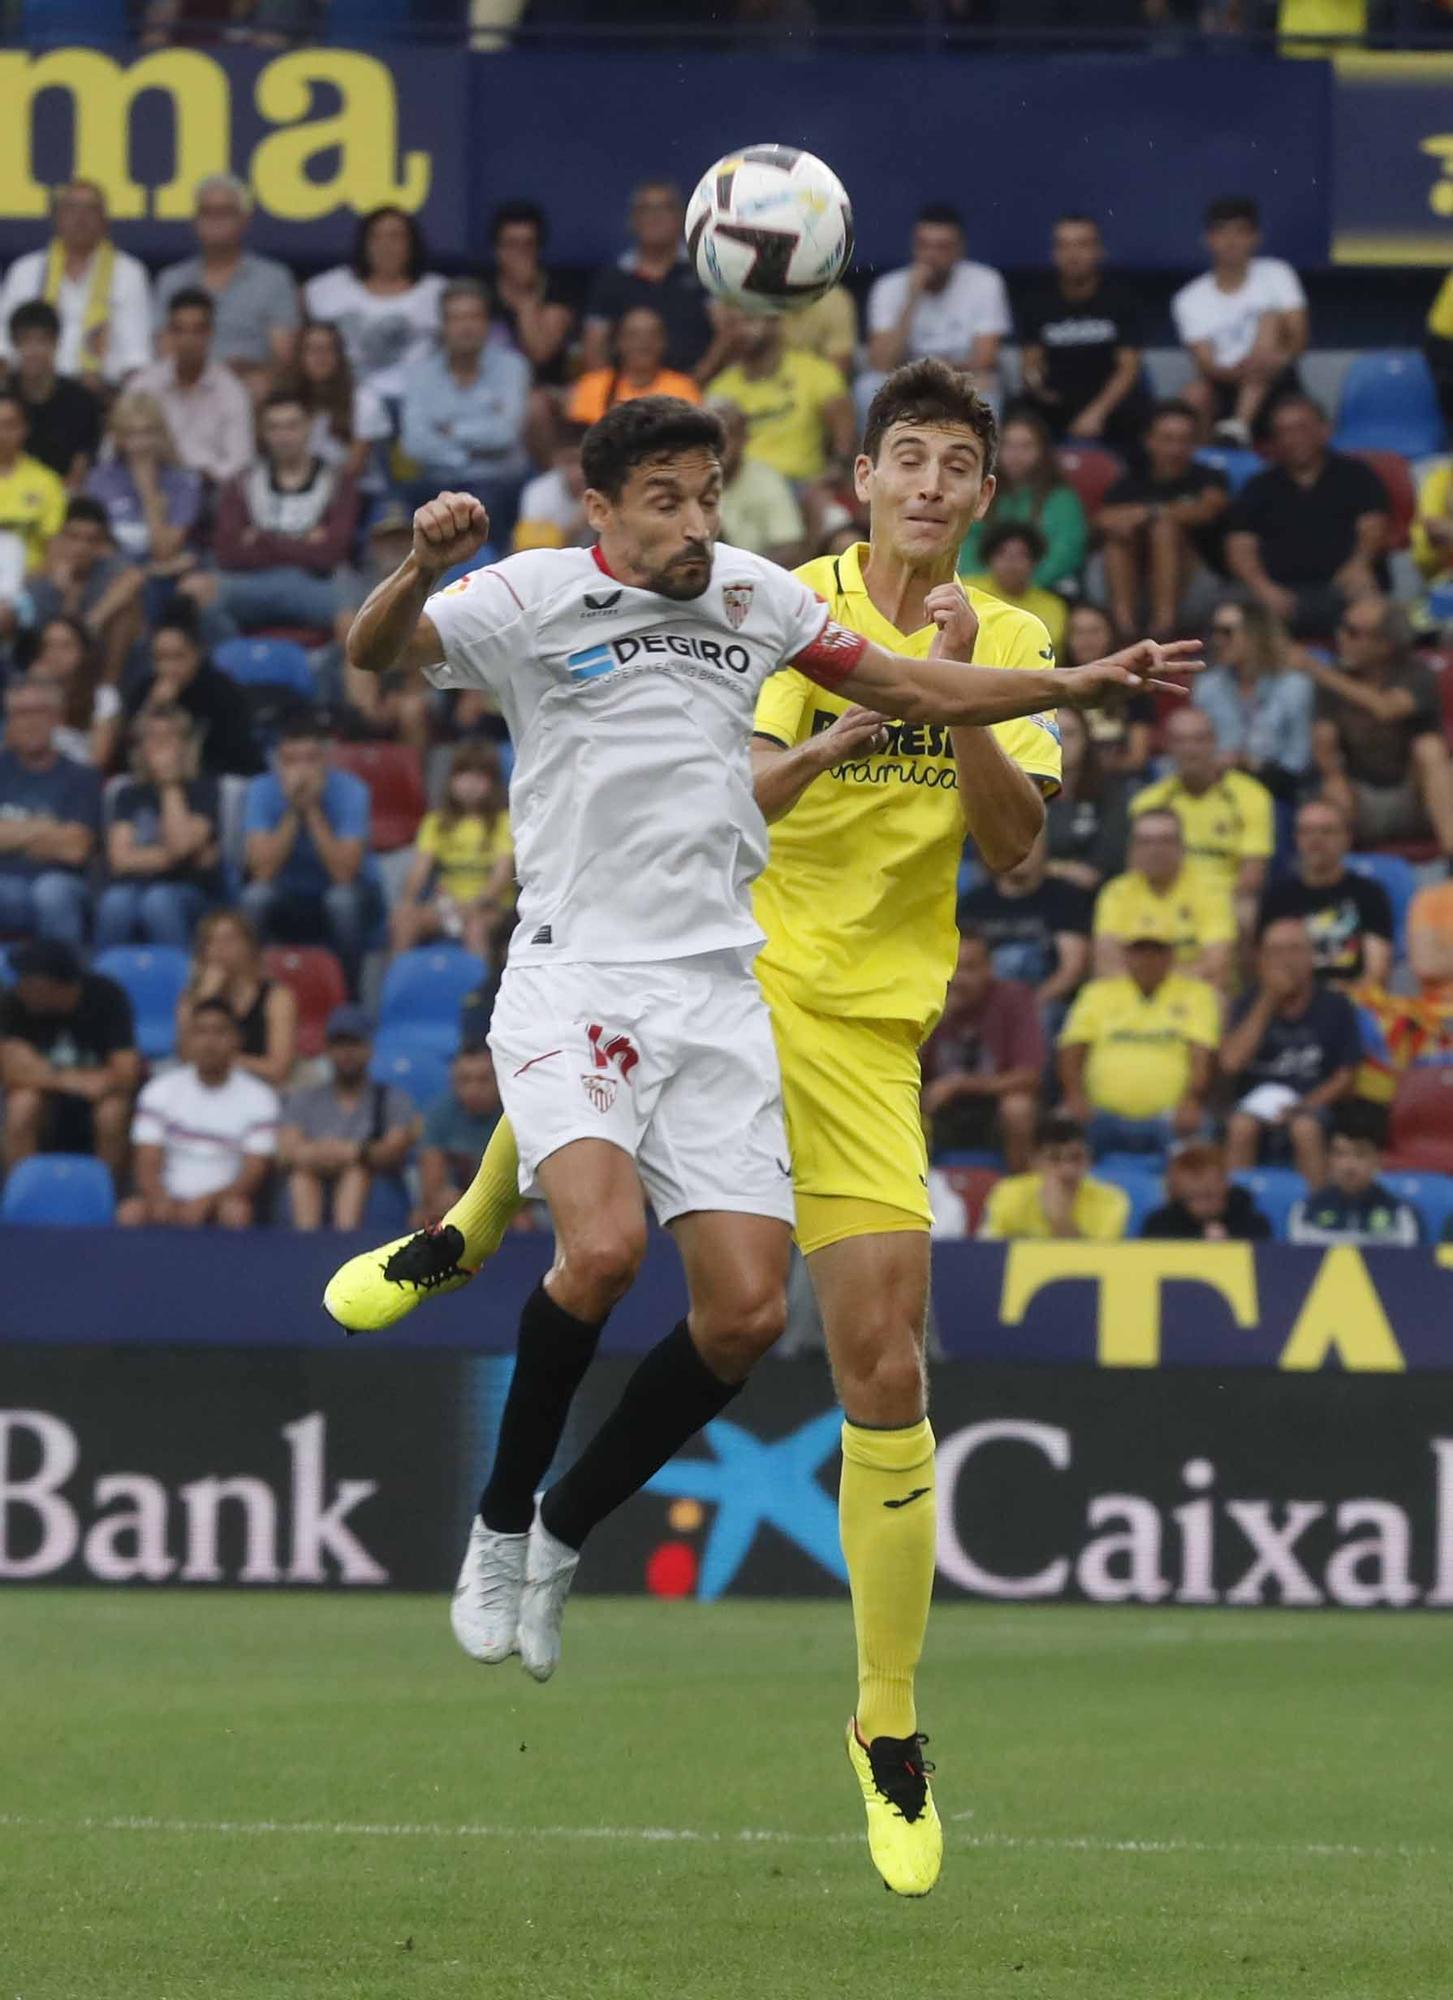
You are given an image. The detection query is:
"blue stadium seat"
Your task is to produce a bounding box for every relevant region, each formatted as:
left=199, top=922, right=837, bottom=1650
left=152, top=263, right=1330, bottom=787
left=379, top=948, right=487, bottom=1033
left=1097, top=1163, right=1165, bottom=1235
left=213, top=638, right=316, bottom=699
left=92, top=945, right=191, bottom=1062
left=1232, top=1167, right=1307, bottom=1242
left=1194, top=446, right=1264, bottom=494
left=370, top=1035, right=453, bottom=1111
left=1333, top=351, right=1445, bottom=460
left=1, top=1154, right=116, bottom=1226
left=1382, top=1172, right=1453, bottom=1244
left=1346, top=851, right=1419, bottom=956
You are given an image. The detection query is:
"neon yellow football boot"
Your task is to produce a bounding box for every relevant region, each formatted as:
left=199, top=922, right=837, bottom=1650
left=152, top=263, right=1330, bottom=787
left=845, top=1719, right=943, bottom=1897
left=323, top=1223, right=478, bottom=1335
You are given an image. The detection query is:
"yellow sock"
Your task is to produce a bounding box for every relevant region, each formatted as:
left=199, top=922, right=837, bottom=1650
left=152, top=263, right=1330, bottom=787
left=838, top=1417, right=935, bottom=1742
left=442, top=1117, right=525, bottom=1265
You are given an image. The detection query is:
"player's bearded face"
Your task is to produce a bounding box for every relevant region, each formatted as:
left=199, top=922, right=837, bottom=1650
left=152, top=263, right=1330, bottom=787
left=858, top=423, right=992, bottom=567
left=593, top=450, right=722, bottom=600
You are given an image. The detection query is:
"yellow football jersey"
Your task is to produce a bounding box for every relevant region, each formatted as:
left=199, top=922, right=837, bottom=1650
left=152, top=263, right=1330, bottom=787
left=1130, top=770, right=1274, bottom=895
left=978, top=1172, right=1129, bottom=1242
left=1093, top=867, right=1235, bottom=967
left=752, top=541, right=1063, bottom=1037
left=1059, top=971, right=1221, bottom=1120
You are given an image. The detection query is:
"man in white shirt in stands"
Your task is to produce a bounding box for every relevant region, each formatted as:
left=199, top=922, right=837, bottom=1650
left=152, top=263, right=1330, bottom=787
left=131, top=289, right=255, bottom=487
left=0, top=179, right=151, bottom=388
left=118, top=998, right=278, bottom=1228
left=861, top=203, right=1011, bottom=420
left=1172, top=195, right=1309, bottom=449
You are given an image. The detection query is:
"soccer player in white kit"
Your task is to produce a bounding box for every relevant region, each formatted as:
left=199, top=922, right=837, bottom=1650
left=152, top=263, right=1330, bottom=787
left=344, top=398, right=1194, bottom=1688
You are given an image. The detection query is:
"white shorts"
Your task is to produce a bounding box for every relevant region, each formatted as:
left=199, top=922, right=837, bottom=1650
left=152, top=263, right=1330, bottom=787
left=488, top=949, right=795, bottom=1228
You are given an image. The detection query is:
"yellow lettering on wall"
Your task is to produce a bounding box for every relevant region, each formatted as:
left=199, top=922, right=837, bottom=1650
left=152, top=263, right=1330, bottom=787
left=1279, top=1245, right=1406, bottom=1372
left=250, top=51, right=431, bottom=223
left=999, top=1243, right=1258, bottom=1369
left=0, top=49, right=229, bottom=222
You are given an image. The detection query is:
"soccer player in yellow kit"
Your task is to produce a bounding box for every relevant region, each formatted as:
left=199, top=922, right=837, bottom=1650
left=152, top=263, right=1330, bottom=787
left=327, top=362, right=1184, bottom=1895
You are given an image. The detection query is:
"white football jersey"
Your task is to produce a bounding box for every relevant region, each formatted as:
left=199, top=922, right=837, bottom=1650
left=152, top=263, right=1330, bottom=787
left=423, top=543, right=855, bottom=966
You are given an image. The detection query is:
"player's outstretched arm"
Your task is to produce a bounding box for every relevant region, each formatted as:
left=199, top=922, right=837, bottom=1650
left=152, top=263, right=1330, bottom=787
left=345, top=492, right=491, bottom=678
left=834, top=637, right=1201, bottom=727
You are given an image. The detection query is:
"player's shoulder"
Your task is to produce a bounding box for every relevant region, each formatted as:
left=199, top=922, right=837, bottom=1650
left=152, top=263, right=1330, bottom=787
left=965, top=585, right=1055, bottom=662
left=430, top=548, right=591, bottom=616
left=790, top=551, right=840, bottom=604
left=714, top=541, right=811, bottom=599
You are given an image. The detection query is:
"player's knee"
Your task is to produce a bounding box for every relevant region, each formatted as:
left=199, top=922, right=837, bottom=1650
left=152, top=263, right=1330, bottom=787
left=559, top=1224, right=646, bottom=1312
left=840, top=1335, right=926, bottom=1424
left=695, top=1284, right=787, bottom=1378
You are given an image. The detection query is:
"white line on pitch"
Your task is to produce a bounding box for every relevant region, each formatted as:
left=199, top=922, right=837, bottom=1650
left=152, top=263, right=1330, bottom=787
left=0, top=1812, right=1435, bottom=1863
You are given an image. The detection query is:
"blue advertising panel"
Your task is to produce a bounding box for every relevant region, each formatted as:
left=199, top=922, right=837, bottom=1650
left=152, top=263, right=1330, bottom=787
left=0, top=46, right=1329, bottom=270
left=0, top=44, right=468, bottom=265
left=1331, top=51, right=1453, bottom=265
left=3, top=1230, right=1452, bottom=1372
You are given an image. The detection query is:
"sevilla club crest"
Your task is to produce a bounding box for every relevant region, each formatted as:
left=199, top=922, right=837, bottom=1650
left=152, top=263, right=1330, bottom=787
left=722, top=582, right=754, bottom=631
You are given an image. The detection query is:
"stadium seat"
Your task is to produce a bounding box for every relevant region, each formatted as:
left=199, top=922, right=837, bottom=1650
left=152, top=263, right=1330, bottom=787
left=1231, top=1167, right=1307, bottom=1241
left=1096, top=1163, right=1164, bottom=1236
left=370, top=1035, right=452, bottom=1111
left=1194, top=445, right=1264, bottom=495
left=1333, top=351, right=1445, bottom=460
left=1, top=1154, right=116, bottom=1226
left=213, top=637, right=315, bottom=700
left=92, top=945, right=191, bottom=1062
left=936, top=1163, right=1000, bottom=1230
left=262, top=945, right=348, bottom=1060
left=1056, top=445, right=1121, bottom=521
left=1350, top=449, right=1417, bottom=553
left=379, top=946, right=487, bottom=1032
left=1345, top=851, right=1420, bottom=955
left=1386, top=1068, right=1453, bottom=1175
left=329, top=741, right=428, bottom=852
left=1382, top=1169, right=1453, bottom=1240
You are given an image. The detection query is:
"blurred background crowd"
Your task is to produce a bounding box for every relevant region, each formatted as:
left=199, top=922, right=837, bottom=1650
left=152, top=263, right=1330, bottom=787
left=2, top=8, right=1453, bottom=1256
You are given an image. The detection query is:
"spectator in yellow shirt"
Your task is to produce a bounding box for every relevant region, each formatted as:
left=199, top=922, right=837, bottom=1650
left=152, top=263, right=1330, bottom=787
left=962, top=520, right=1068, bottom=657
left=780, top=284, right=858, bottom=383
left=713, top=400, right=805, bottom=568
left=706, top=311, right=856, bottom=484
left=390, top=743, right=513, bottom=958
left=567, top=308, right=701, bottom=426
left=1131, top=704, right=1274, bottom=933
left=978, top=1112, right=1130, bottom=1241
left=1059, top=910, right=1220, bottom=1156
left=1411, top=456, right=1453, bottom=597
left=1094, top=805, right=1235, bottom=991
left=0, top=390, right=66, bottom=582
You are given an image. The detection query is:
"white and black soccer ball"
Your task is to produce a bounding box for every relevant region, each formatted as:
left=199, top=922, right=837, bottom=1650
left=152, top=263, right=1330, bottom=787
left=685, top=144, right=854, bottom=314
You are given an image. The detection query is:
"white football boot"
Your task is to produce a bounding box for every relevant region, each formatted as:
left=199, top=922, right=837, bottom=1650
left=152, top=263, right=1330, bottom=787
left=450, top=1517, right=528, bottom=1664
left=516, top=1508, right=581, bottom=1683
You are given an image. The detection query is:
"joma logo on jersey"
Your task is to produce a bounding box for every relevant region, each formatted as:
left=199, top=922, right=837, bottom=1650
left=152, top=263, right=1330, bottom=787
left=567, top=633, right=752, bottom=682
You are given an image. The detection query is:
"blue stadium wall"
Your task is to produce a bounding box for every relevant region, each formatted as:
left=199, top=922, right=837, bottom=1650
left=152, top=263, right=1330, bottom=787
left=2, top=1229, right=1452, bottom=1608
left=0, top=45, right=1450, bottom=271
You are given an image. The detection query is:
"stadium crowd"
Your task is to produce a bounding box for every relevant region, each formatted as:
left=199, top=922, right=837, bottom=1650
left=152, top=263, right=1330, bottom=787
left=1, top=168, right=1452, bottom=1250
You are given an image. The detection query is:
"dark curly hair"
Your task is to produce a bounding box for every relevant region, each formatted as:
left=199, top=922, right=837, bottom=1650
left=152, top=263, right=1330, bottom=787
left=862, top=358, right=998, bottom=475
left=581, top=395, right=724, bottom=499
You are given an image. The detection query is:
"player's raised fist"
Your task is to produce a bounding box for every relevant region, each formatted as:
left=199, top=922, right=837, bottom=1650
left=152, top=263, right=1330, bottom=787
left=413, top=492, right=490, bottom=578
left=925, top=582, right=979, bottom=665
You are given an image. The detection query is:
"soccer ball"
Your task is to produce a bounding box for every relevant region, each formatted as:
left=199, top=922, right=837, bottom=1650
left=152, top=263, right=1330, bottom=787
left=685, top=144, right=854, bottom=314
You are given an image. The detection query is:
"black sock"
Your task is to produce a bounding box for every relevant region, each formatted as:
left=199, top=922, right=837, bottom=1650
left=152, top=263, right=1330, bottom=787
left=540, top=1320, right=741, bottom=1552
left=478, top=1283, right=606, bottom=1534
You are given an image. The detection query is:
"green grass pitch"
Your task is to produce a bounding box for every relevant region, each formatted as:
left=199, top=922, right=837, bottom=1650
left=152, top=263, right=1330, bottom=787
left=2, top=1593, right=1449, bottom=2000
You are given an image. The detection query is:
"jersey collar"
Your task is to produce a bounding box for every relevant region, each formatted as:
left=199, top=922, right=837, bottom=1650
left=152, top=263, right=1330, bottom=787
left=833, top=540, right=935, bottom=650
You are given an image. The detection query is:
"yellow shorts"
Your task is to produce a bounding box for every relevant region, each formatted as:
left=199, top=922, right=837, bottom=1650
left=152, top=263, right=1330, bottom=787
left=757, top=964, right=931, bottom=1256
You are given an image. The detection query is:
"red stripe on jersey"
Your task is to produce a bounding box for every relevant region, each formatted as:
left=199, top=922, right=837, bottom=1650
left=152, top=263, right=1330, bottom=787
left=591, top=544, right=621, bottom=581
left=492, top=567, right=524, bottom=612
left=790, top=611, right=869, bottom=689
